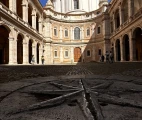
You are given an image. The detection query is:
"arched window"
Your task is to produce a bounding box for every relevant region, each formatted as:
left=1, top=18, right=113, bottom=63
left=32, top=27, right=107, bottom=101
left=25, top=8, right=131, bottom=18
left=74, top=0, right=79, bottom=9
left=74, top=27, right=80, bottom=40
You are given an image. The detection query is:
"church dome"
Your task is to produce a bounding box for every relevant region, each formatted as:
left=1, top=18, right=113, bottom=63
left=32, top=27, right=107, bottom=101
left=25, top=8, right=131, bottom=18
left=51, top=0, right=100, bottom=13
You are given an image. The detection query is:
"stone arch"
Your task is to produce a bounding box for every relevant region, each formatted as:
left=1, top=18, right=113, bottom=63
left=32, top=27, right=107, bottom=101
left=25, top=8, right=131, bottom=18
left=133, top=27, right=142, bottom=61
left=123, top=34, right=130, bottom=61
left=0, top=25, right=10, bottom=64
left=115, top=39, right=121, bottom=61
left=114, top=9, right=120, bottom=28
left=74, top=47, right=81, bottom=62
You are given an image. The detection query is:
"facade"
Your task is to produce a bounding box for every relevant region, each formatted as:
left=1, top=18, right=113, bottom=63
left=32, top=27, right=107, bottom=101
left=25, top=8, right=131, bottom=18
left=0, top=0, right=141, bottom=65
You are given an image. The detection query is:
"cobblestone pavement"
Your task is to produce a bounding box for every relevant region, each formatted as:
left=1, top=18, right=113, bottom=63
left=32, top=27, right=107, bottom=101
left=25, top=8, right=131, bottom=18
left=0, top=62, right=142, bottom=120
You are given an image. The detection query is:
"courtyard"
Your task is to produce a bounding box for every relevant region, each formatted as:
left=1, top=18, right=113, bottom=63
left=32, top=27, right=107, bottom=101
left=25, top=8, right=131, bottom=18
left=0, top=62, right=142, bottom=120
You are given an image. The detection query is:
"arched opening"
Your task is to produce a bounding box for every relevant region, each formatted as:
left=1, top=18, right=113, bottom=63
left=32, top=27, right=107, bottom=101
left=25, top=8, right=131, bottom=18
left=74, top=27, right=80, bottom=40
left=0, top=0, right=9, bottom=8
left=36, top=14, right=39, bottom=32
left=123, top=35, right=129, bottom=61
left=36, top=43, right=40, bottom=64
left=115, top=39, right=121, bottom=61
left=122, top=0, right=128, bottom=23
left=134, top=0, right=142, bottom=14
left=133, top=28, right=142, bottom=61
left=17, top=0, right=22, bottom=19
left=115, top=9, right=120, bottom=28
left=29, top=39, right=33, bottom=63
left=0, top=25, right=10, bottom=64
left=17, top=34, right=23, bottom=64
left=74, top=47, right=81, bottom=62
left=28, top=4, right=33, bottom=27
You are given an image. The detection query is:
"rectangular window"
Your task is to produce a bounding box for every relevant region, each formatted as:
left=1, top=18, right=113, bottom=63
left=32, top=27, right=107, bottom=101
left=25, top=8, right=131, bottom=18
left=98, top=49, right=101, bottom=55
left=65, top=50, right=68, bottom=57
left=87, top=29, right=90, bottom=36
left=87, top=50, right=91, bottom=56
left=54, top=28, right=57, bottom=36
left=54, top=51, right=57, bottom=57
left=97, top=26, right=101, bottom=34
left=65, top=30, right=68, bottom=37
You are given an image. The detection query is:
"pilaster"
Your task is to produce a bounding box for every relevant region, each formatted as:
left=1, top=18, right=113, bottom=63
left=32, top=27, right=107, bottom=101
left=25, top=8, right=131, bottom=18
left=120, top=37, right=125, bottom=61
left=23, top=37, right=29, bottom=64
left=60, top=47, right=63, bottom=63
left=32, top=9, right=36, bottom=29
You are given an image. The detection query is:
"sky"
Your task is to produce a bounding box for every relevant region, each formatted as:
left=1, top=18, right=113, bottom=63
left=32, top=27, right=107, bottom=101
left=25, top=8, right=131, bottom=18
left=39, top=0, right=111, bottom=7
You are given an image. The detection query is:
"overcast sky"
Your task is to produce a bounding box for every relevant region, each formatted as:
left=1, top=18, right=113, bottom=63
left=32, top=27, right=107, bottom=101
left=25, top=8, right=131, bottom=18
left=39, top=0, right=111, bottom=7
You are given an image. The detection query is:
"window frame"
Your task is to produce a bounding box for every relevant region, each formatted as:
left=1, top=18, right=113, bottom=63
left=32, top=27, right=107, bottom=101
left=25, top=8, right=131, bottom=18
left=64, top=50, right=69, bottom=58
left=74, top=27, right=80, bottom=40
left=87, top=28, right=90, bottom=36
left=54, top=27, right=57, bottom=36
left=54, top=50, right=58, bottom=58
left=97, top=26, right=101, bottom=34
left=87, top=49, right=91, bottom=57
left=64, top=29, right=68, bottom=37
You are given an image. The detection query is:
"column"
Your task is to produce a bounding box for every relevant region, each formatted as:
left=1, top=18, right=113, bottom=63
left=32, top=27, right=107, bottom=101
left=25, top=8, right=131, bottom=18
left=60, top=26, right=63, bottom=42
left=79, top=0, right=82, bottom=9
left=81, top=46, right=85, bottom=62
left=71, top=47, right=74, bottom=63
left=120, top=37, right=124, bottom=61
left=23, top=38, right=29, bottom=64
left=22, top=2, right=28, bottom=22
left=39, top=48, right=43, bottom=64
left=112, top=14, right=116, bottom=31
left=119, top=5, right=122, bottom=25
left=9, top=0, right=16, bottom=12
left=128, top=0, right=134, bottom=18
left=61, top=0, right=65, bottom=13
left=114, top=41, right=116, bottom=62
left=92, top=46, right=95, bottom=61
left=38, top=18, right=42, bottom=34
left=129, top=31, right=136, bottom=61
left=60, top=47, right=63, bottom=63
left=81, top=27, right=84, bottom=42
left=32, top=43, right=36, bottom=64
left=9, top=37, right=17, bottom=64
left=32, top=9, right=36, bottom=29
left=69, top=0, right=72, bottom=11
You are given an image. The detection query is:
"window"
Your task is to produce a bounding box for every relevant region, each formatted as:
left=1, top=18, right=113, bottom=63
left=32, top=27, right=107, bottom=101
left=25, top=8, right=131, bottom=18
left=54, top=50, right=58, bottom=57
left=64, top=50, right=69, bottom=58
left=65, top=29, right=68, bottom=37
left=110, top=22, right=113, bottom=33
left=54, top=28, right=57, bottom=36
left=74, top=0, right=79, bottom=9
left=97, top=26, right=101, bottom=34
left=87, top=28, right=90, bottom=36
left=74, top=27, right=80, bottom=40
left=87, top=50, right=91, bottom=56
left=98, top=49, right=101, bottom=55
